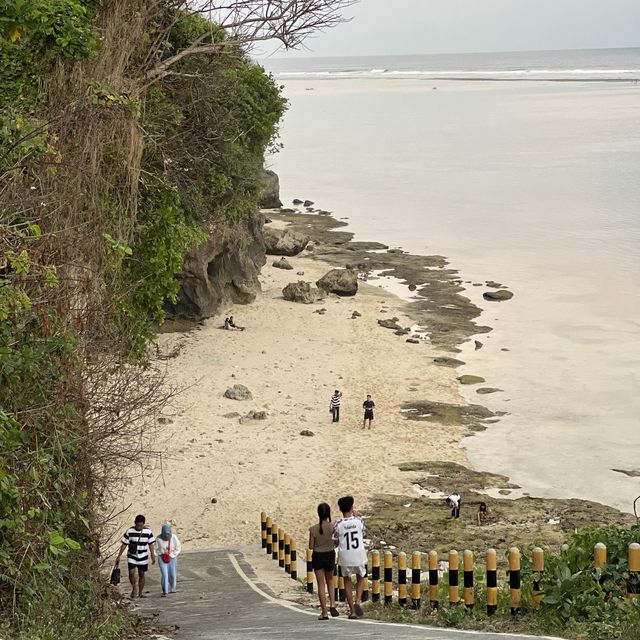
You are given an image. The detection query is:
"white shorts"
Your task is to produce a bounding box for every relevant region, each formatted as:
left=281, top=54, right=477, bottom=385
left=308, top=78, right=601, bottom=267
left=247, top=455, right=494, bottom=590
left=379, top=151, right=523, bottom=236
left=341, top=564, right=367, bottom=578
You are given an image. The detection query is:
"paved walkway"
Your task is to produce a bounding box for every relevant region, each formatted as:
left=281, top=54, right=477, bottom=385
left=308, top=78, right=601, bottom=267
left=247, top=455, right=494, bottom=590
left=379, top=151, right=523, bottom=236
left=133, top=549, right=560, bottom=640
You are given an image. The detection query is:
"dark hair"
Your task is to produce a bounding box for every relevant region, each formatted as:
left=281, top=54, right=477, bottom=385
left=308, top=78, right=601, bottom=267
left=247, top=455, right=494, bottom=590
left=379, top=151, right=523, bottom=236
left=134, top=514, right=145, bottom=524
left=334, top=389, right=339, bottom=395
left=317, top=502, right=331, bottom=534
left=338, top=495, right=354, bottom=514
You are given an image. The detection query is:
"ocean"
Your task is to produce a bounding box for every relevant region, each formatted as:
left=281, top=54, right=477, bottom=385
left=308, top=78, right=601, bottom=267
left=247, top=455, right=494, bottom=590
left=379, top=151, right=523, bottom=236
left=262, top=48, right=640, bottom=514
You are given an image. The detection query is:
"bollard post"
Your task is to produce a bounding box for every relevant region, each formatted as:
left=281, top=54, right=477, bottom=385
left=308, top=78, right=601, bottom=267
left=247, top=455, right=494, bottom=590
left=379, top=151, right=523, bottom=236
left=278, top=528, right=285, bottom=568
left=284, top=534, right=291, bottom=574
left=384, top=550, right=393, bottom=605
left=594, top=542, right=607, bottom=569
left=306, top=548, right=313, bottom=593
left=532, top=547, right=544, bottom=610
left=628, top=543, right=640, bottom=599
left=290, top=539, right=297, bottom=581
left=371, top=550, right=381, bottom=603
left=428, top=550, right=439, bottom=609
left=362, top=562, right=369, bottom=602
left=261, top=512, right=267, bottom=548
left=463, top=550, right=474, bottom=609
left=398, top=552, right=407, bottom=606
left=411, top=551, right=421, bottom=609
left=486, top=549, right=497, bottom=616
left=271, top=524, right=278, bottom=561
left=509, top=547, right=521, bottom=616
left=338, top=565, right=346, bottom=602
left=448, top=550, right=459, bottom=606
left=266, top=516, right=273, bottom=555
left=334, top=562, right=339, bottom=602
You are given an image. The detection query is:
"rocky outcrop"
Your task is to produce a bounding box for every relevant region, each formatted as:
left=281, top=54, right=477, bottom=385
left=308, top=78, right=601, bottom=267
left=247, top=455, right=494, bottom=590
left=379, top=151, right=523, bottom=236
left=164, top=213, right=266, bottom=320
left=282, top=281, right=325, bottom=304
left=259, top=169, right=282, bottom=208
left=316, top=269, right=358, bottom=296
left=264, top=226, right=309, bottom=256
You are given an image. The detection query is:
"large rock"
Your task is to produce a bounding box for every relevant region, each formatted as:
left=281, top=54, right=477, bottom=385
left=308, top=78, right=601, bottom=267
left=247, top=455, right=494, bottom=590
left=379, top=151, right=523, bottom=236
left=316, top=269, right=358, bottom=296
left=164, top=213, right=266, bottom=320
left=223, top=384, right=253, bottom=400
left=259, top=169, right=282, bottom=208
left=272, top=257, right=293, bottom=270
left=263, top=226, right=309, bottom=256
left=483, top=290, right=513, bottom=301
left=282, top=281, right=325, bottom=304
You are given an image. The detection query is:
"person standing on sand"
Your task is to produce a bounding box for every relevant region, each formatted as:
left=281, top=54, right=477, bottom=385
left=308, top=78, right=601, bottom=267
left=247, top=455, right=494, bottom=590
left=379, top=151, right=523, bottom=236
left=155, top=523, right=182, bottom=596
left=329, top=390, right=342, bottom=423
left=362, top=394, right=375, bottom=429
left=333, top=496, right=366, bottom=619
left=115, top=514, right=156, bottom=598
left=309, top=503, right=339, bottom=620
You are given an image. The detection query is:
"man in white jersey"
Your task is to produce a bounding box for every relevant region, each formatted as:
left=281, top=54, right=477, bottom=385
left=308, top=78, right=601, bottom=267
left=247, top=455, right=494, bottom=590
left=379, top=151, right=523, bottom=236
left=333, top=495, right=366, bottom=619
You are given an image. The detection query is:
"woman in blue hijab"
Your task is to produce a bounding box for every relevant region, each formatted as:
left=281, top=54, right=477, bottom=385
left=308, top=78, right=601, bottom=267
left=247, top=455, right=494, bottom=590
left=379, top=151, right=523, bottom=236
left=155, top=523, right=182, bottom=596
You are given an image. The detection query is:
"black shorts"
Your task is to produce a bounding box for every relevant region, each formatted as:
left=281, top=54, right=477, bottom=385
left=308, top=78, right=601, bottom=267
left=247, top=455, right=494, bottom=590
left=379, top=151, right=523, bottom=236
left=312, top=550, right=336, bottom=572
left=128, top=563, right=148, bottom=573
left=364, top=410, right=374, bottom=420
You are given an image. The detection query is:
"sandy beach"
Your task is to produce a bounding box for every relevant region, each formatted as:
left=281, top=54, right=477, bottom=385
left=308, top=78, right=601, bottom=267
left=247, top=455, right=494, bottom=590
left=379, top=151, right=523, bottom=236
left=113, top=218, right=469, bottom=551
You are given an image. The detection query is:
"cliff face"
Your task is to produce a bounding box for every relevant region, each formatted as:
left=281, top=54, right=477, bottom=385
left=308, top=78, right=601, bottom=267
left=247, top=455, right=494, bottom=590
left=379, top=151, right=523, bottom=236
left=164, top=212, right=266, bottom=320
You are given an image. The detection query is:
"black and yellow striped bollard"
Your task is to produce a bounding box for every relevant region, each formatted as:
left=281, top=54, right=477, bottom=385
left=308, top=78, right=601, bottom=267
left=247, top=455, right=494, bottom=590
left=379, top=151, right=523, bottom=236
left=532, top=547, right=544, bottom=610
left=338, top=565, right=346, bottom=602
left=278, top=527, right=285, bottom=568
left=271, top=524, right=278, bottom=561
left=398, top=552, right=407, bottom=606
left=509, top=547, right=521, bottom=616
left=486, top=548, right=497, bottom=616
left=594, top=542, right=607, bottom=569
left=371, top=550, right=381, bottom=603
left=428, top=550, right=439, bottom=609
left=266, top=516, right=273, bottom=555
left=306, top=548, right=313, bottom=593
left=463, top=549, right=474, bottom=609
left=362, top=562, right=369, bottom=602
left=411, top=551, right=421, bottom=609
left=334, top=562, right=339, bottom=602
left=628, top=543, right=640, bottom=599
left=290, top=539, right=297, bottom=581
left=284, top=533, right=291, bottom=574
left=384, top=550, right=393, bottom=605
left=448, top=550, right=459, bottom=606
left=261, top=512, right=267, bottom=549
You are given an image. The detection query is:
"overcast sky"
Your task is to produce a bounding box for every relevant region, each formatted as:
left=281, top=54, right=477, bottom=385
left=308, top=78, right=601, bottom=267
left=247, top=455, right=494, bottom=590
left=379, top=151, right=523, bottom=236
left=262, top=0, right=640, bottom=58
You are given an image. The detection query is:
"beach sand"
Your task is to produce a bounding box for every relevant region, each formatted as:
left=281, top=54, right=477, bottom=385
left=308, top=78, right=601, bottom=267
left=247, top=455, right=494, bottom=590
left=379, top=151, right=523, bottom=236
left=113, top=221, right=467, bottom=551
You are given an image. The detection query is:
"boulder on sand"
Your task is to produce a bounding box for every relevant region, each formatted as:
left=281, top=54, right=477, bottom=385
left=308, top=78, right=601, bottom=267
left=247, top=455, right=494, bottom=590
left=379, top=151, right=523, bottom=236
left=223, top=384, right=253, bottom=400
left=282, top=281, right=325, bottom=304
left=272, top=257, right=293, bottom=270
left=483, top=290, right=513, bottom=301
left=316, top=269, right=358, bottom=297
left=263, top=226, right=309, bottom=256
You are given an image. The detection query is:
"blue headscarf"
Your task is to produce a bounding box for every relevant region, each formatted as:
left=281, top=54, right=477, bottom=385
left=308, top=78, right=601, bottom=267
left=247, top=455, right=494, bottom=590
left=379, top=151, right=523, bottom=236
left=160, top=523, right=172, bottom=541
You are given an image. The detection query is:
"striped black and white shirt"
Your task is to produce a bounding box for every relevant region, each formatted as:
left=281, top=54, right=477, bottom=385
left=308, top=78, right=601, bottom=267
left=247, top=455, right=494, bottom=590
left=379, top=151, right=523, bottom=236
left=330, top=393, right=342, bottom=408
left=122, top=527, right=156, bottom=565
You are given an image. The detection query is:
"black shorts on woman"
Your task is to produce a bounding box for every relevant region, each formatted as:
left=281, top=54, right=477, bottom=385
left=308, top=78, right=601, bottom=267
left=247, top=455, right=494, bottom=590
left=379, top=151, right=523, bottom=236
left=312, top=550, right=336, bottom=572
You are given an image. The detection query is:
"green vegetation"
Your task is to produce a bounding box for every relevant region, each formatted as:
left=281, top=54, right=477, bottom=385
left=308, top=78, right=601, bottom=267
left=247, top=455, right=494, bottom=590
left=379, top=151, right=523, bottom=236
left=364, top=524, right=640, bottom=639
left=1, top=1, right=285, bottom=636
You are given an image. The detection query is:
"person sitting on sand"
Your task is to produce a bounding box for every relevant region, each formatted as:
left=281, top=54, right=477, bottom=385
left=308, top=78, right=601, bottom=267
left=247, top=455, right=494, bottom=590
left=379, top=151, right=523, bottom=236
left=446, top=492, right=461, bottom=519
left=477, top=501, right=490, bottom=526
left=228, top=315, right=244, bottom=331
left=224, top=317, right=242, bottom=331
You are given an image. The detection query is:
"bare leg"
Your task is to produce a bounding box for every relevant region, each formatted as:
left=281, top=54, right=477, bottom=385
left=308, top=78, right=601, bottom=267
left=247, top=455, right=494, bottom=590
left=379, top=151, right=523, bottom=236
left=355, top=574, right=365, bottom=603
left=128, top=569, right=136, bottom=598
left=315, top=569, right=328, bottom=617
left=138, top=570, right=146, bottom=597
left=324, top=569, right=336, bottom=610
left=344, top=573, right=355, bottom=616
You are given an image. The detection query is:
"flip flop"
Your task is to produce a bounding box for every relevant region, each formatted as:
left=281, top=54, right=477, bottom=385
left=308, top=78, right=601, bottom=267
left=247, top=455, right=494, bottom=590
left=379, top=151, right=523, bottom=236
left=354, top=603, right=364, bottom=618
left=329, top=607, right=339, bottom=617
left=318, top=615, right=329, bottom=620
left=348, top=614, right=358, bottom=620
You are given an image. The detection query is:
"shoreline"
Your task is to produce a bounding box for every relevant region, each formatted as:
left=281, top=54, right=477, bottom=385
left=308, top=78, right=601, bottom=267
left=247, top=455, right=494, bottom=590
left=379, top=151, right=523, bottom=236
left=114, top=205, right=634, bottom=559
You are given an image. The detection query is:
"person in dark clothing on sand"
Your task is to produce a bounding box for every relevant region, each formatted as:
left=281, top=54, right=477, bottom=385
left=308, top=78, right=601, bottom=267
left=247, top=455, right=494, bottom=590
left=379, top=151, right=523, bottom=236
left=362, top=394, right=375, bottom=430
left=329, top=390, right=342, bottom=423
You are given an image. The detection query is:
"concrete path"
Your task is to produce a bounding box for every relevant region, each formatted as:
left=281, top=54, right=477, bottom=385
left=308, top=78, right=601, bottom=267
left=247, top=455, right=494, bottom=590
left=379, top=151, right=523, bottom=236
left=133, top=549, right=560, bottom=640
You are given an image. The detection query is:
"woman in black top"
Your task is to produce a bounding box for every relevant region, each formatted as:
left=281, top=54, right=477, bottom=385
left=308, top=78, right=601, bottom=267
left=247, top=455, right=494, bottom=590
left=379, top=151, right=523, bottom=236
left=362, top=394, right=375, bottom=430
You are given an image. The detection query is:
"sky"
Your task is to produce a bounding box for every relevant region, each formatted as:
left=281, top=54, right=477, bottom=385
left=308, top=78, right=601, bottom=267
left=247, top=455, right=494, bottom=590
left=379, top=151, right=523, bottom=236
left=261, top=0, right=640, bottom=58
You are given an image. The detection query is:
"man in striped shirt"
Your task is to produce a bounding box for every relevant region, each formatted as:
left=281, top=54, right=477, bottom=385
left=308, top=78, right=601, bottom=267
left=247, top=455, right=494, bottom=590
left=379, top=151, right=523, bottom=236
left=115, top=514, right=156, bottom=598
left=329, top=390, right=342, bottom=423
